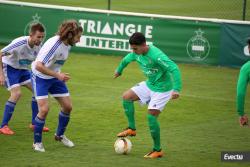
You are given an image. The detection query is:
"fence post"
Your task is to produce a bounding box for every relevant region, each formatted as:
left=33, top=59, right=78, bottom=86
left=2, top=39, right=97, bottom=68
left=108, top=0, right=111, bottom=10
left=242, top=0, right=247, bottom=20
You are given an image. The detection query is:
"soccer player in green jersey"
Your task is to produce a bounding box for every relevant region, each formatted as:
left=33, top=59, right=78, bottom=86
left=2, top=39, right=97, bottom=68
left=114, top=32, right=182, bottom=158
left=236, top=38, right=250, bottom=127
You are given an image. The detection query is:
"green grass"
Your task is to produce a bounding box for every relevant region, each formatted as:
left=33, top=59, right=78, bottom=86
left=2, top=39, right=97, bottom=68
left=0, top=53, right=250, bottom=167
left=15, top=0, right=250, bottom=20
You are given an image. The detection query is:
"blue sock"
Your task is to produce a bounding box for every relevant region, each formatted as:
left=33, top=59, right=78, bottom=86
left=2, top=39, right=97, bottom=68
left=31, top=97, right=38, bottom=125
left=34, top=116, right=45, bottom=143
left=1, top=101, right=16, bottom=128
left=56, top=111, right=70, bottom=136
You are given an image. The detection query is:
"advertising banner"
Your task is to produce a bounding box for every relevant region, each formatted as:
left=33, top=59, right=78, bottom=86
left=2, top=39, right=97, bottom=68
left=0, top=1, right=249, bottom=66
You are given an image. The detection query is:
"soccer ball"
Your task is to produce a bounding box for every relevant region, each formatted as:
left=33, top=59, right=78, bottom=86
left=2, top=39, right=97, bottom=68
left=114, top=137, right=132, bottom=154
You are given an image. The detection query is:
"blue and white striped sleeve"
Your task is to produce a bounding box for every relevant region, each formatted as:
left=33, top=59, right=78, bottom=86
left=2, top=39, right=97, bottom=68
left=1, top=39, right=27, bottom=56
left=37, top=40, right=62, bottom=64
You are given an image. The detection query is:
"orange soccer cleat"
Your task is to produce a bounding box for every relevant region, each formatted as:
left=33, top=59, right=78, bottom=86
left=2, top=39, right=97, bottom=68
left=144, top=150, right=164, bottom=158
left=239, top=115, right=249, bottom=127
left=0, top=125, right=15, bottom=135
left=29, top=124, right=50, bottom=132
left=117, top=128, right=136, bottom=137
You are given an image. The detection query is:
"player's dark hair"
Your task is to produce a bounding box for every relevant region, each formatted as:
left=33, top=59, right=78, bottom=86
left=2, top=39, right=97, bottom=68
left=129, top=32, right=146, bottom=45
left=247, top=37, right=250, bottom=45
left=30, top=23, right=45, bottom=33
left=57, top=20, right=83, bottom=41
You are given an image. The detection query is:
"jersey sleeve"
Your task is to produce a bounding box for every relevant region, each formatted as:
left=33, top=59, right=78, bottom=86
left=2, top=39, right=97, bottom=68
left=1, top=39, right=27, bottom=56
left=116, top=53, right=136, bottom=75
left=36, top=41, right=61, bottom=65
left=236, top=62, right=250, bottom=116
left=154, top=52, right=182, bottom=92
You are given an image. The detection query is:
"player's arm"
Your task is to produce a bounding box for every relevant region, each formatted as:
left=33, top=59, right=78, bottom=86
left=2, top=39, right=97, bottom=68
left=236, top=63, right=250, bottom=126
left=155, top=53, right=182, bottom=99
left=35, top=61, right=70, bottom=82
left=237, top=63, right=249, bottom=116
left=0, top=42, right=17, bottom=86
left=114, top=53, right=135, bottom=78
left=0, top=51, right=5, bottom=85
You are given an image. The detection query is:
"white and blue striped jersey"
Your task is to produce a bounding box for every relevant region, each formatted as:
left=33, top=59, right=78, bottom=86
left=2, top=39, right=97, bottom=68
left=31, top=35, right=71, bottom=79
left=1, top=36, right=41, bottom=70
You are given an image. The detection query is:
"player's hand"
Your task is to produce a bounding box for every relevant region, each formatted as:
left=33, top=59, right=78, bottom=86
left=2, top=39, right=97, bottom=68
left=239, top=115, right=249, bottom=127
left=171, top=91, right=180, bottom=99
left=56, top=72, right=70, bottom=82
left=114, top=72, right=121, bottom=79
left=0, top=74, right=5, bottom=86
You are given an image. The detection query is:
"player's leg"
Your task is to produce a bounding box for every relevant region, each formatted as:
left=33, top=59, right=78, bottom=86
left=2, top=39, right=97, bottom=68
left=123, top=89, right=139, bottom=128
left=50, top=79, right=74, bottom=147
left=35, top=98, right=49, bottom=138
left=32, top=98, right=49, bottom=152
left=31, top=74, right=50, bottom=152
left=144, top=90, right=172, bottom=158
left=55, top=96, right=72, bottom=136
left=53, top=96, right=74, bottom=147
left=117, top=81, right=150, bottom=137
left=0, top=64, right=22, bottom=135
left=116, top=89, right=139, bottom=137
left=23, top=83, right=49, bottom=132
left=144, top=109, right=163, bottom=158
left=0, top=86, right=21, bottom=135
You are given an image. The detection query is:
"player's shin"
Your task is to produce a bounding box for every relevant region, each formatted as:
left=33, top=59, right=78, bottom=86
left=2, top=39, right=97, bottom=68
left=31, top=97, right=38, bottom=125
left=147, top=114, right=161, bottom=151
left=34, top=116, right=45, bottom=143
left=123, top=99, right=136, bottom=130
left=56, top=111, right=70, bottom=136
left=1, top=101, right=16, bottom=127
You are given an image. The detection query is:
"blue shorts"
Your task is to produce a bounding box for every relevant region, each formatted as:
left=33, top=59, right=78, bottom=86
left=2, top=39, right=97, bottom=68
left=3, top=63, right=31, bottom=90
left=31, top=73, right=69, bottom=100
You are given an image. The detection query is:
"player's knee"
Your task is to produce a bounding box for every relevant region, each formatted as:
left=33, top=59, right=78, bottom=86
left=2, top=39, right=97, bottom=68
left=63, top=104, right=72, bottom=113
left=37, top=107, right=49, bottom=119
left=148, top=109, right=160, bottom=116
left=11, top=90, right=22, bottom=101
left=39, top=106, right=49, bottom=115
left=122, top=93, right=129, bottom=100
left=122, top=91, right=133, bottom=100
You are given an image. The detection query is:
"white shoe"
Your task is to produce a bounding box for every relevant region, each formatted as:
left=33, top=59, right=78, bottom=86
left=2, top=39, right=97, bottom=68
left=55, top=134, right=74, bottom=147
left=33, top=142, right=45, bottom=152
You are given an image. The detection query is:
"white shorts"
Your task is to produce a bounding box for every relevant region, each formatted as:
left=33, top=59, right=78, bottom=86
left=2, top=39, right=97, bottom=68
left=131, top=81, right=172, bottom=111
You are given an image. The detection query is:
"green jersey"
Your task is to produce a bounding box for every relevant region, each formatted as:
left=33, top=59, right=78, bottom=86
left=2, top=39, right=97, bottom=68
left=116, top=45, right=182, bottom=92
left=237, top=61, right=250, bottom=116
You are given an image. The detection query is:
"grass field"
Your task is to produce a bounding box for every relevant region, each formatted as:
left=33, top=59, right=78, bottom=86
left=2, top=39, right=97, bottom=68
left=1, top=0, right=250, bottom=166
left=16, top=0, right=250, bottom=20
left=0, top=53, right=250, bottom=167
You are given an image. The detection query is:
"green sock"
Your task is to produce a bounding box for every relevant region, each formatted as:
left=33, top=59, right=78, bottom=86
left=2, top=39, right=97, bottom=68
left=123, top=99, right=136, bottom=130
left=147, top=114, right=161, bottom=151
